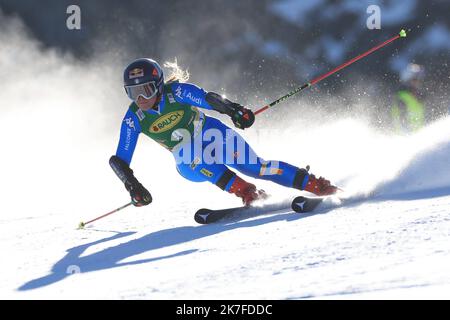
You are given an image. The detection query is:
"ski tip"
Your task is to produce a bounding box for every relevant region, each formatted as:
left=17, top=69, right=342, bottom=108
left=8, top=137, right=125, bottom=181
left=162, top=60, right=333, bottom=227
left=194, top=209, right=212, bottom=224
left=291, top=195, right=323, bottom=213
left=399, top=29, right=407, bottom=38
left=291, top=196, right=308, bottom=213
left=77, top=221, right=85, bottom=230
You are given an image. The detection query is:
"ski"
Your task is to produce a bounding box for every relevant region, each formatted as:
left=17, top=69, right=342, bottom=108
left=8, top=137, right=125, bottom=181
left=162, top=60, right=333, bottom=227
left=194, top=200, right=292, bottom=224
left=290, top=196, right=324, bottom=213
left=291, top=192, right=377, bottom=213
left=194, top=196, right=327, bottom=224
left=194, top=206, right=244, bottom=224
left=195, top=193, right=371, bottom=224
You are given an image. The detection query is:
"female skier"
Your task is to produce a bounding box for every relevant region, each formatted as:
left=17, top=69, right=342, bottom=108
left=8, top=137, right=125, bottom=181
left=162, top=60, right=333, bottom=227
left=109, top=58, right=338, bottom=207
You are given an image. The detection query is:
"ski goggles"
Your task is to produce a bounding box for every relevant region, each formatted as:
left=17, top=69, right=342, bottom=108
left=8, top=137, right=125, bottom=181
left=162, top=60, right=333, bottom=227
left=124, top=81, right=159, bottom=101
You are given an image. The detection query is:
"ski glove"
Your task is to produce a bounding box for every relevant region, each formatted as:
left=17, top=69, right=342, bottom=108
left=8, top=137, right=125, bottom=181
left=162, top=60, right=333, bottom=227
left=205, top=92, right=255, bottom=129
left=126, top=182, right=152, bottom=207
left=230, top=104, right=255, bottom=129
left=109, top=155, right=152, bottom=207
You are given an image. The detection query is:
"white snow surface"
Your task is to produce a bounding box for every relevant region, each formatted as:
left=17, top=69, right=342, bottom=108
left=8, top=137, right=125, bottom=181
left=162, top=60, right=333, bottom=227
left=1, top=115, right=449, bottom=299
left=1, top=12, right=450, bottom=299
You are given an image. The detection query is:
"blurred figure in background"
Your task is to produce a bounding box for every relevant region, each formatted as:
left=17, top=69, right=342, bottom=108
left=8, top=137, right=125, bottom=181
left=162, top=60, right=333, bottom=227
left=391, top=63, right=426, bottom=133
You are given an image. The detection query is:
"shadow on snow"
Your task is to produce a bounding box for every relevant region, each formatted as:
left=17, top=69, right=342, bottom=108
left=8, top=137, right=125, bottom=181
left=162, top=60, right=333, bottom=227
left=19, top=180, right=450, bottom=292
left=18, top=208, right=317, bottom=291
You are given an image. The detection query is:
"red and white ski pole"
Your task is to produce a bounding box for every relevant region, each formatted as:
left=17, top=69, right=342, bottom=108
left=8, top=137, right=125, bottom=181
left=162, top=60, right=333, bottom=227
left=78, top=202, right=133, bottom=229
left=254, top=29, right=408, bottom=116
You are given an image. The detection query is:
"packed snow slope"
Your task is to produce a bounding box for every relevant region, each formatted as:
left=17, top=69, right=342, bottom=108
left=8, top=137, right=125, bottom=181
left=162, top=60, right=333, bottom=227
left=0, top=13, right=449, bottom=299
left=1, top=115, right=449, bottom=299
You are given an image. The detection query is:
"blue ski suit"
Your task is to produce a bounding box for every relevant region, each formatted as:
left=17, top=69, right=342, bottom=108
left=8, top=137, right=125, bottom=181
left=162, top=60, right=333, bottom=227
left=115, top=82, right=309, bottom=192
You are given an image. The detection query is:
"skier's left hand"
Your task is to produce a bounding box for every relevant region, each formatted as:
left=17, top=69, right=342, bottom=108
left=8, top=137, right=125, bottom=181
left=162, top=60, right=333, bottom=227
left=230, top=104, right=255, bottom=129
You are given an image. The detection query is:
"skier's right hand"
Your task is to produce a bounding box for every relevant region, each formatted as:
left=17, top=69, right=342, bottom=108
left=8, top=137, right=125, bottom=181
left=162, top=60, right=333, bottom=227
left=128, top=183, right=152, bottom=207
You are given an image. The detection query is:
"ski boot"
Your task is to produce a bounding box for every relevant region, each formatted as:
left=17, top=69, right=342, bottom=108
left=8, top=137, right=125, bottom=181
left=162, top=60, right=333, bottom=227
left=304, top=174, right=339, bottom=196
left=294, top=166, right=339, bottom=196
left=229, top=176, right=267, bottom=207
